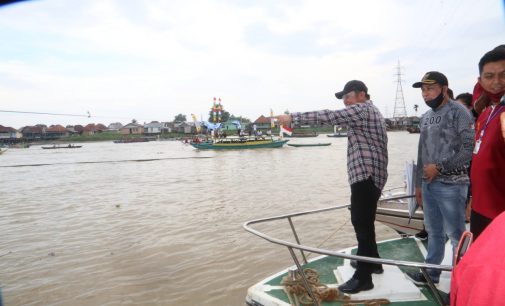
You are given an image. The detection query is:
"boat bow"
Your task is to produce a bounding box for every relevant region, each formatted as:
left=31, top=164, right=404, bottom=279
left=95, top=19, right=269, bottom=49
left=243, top=204, right=452, bottom=306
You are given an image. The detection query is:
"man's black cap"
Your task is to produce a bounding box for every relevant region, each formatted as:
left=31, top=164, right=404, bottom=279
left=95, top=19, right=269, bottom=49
left=412, top=71, right=448, bottom=88
left=335, top=80, right=368, bottom=99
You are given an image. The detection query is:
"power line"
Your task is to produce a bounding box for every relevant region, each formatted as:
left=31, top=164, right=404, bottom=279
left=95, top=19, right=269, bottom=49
left=0, top=109, right=91, bottom=118
left=0, top=109, right=151, bottom=121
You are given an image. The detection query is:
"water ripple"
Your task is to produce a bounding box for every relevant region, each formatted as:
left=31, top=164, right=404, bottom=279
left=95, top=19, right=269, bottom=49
left=0, top=134, right=419, bottom=305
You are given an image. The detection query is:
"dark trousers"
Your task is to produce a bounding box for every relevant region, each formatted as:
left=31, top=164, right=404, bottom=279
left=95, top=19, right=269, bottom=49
left=470, top=209, right=492, bottom=241
left=350, top=177, right=382, bottom=281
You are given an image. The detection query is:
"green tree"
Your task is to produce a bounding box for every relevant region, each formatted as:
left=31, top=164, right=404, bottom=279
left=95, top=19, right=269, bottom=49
left=284, top=109, right=290, bottom=115
left=221, top=111, right=230, bottom=122
left=229, top=115, right=251, bottom=123
left=174, top=114, right=187, bottom=122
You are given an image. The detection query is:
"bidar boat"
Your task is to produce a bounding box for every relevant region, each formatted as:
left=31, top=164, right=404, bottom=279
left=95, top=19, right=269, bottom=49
left=190, top=137, right=288, bottom=150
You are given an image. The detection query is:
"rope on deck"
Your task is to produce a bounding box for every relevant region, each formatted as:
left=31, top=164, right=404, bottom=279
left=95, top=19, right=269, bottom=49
left=281, top=268, right=390, bottom=306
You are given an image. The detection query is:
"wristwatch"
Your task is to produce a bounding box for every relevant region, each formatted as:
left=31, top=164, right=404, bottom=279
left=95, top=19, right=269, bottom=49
left=435, top=163, right=443, bottom=173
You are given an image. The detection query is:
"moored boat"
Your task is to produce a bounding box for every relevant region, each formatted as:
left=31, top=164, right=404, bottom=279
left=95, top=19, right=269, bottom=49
left=286, top=131, right=319, bottom=138
left=376, top=195, right=425, bottom=236
left=42, top=144, right=82, bottom=149
left=113, top=138, right=150, bottom=143
left=287, top=143, right=331, bottom=147
left=327, top=125, right=348, bottom=137
left=375, top=162, right=423, bottom=236
left=327, top=132, right=348, bottom=138
left=190, top=137, right=288, bottom=150
left=8, top=143, right=31, bottom=148
left=407, top=127, right=420, bottom=134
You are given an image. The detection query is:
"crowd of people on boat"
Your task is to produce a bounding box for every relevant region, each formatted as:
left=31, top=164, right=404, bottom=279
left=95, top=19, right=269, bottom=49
left=287, top=45, right=505, bottom=304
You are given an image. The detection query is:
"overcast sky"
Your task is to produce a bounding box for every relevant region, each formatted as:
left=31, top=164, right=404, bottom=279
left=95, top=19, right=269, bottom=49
left=1, top=0, right=504, bottom=128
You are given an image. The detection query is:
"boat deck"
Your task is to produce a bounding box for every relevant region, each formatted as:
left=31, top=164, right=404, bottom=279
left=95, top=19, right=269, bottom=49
left=247, top=237, right=451, bottom=306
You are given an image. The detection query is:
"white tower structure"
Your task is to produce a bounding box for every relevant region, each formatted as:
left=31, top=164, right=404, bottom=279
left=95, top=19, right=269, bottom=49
left=393, top=60, right=408, bottom=118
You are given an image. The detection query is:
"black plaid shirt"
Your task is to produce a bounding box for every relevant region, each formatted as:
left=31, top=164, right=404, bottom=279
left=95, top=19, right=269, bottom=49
left=292, top=101, right=388, bottom=190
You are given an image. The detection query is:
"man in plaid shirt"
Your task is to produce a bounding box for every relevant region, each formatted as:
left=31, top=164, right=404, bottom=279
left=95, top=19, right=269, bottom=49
left=291, top=80, right=388, bottom=294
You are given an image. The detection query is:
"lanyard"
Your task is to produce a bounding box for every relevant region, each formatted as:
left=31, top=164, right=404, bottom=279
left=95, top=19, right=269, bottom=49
left=478, top=105, right=504, bottom=140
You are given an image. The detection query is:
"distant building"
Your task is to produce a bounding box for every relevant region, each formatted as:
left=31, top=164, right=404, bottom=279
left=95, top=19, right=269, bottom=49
left=0, top=125, right=21, bottom=140
left=82, top=123, right=107, bottom=135
left=275, top=114, right=291, bottom=127
left=220, top=120, right=239, bottom=132
left=95, top=123, right=107, bottom=131
left=161, top=122, right=172, bottom=133
left=20, top=125, right=45, bottom=140
left=387, top=116, right=421, bottom=130
left=82, top=124, right=96, bottom=135
left=120, top=123, right=144, bottom=135
left=144, top=121, right=163, bottom=134
left=252, top=114, right=290, bottom=130
left=73, top=125, right=84, bottom=134
left=108, top=122, right=123, bottom=131
left=45, top=125, right=69, bottom=139
left=253, top=115, right=272, bottom=130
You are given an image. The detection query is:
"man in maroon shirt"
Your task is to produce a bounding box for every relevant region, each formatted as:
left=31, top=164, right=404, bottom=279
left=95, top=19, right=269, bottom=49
left=470, top=47, right=505, bottom=240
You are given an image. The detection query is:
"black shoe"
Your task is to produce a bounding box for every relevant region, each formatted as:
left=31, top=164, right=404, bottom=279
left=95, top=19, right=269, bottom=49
left=414, top=229, right=428, bottom=240
left=338, top=277, right=374, bottom=294
left=405, top=271, right=439, bottom=286
left=350, top=260, right=384, bottom=274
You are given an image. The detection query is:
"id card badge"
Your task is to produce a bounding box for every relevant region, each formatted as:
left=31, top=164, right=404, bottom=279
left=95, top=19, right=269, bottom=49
left=473, top=139, right=481, bottom=154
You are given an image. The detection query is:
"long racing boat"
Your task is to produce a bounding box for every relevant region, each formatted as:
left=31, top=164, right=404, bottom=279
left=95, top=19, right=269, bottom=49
left=190, top=137, right=288, bottom=150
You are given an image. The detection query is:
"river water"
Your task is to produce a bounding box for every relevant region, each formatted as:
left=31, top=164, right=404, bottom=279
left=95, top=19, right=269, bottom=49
left=0, top=132, right=419, bottom=306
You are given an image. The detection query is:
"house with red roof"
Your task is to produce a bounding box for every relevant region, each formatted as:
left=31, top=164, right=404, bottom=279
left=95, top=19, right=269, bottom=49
left=82, top=123, right=107, bottom=135
left=46, top=125, right=69, bottom=139
left=0, top=125, right=21, bottom=140
left=20, top=125, right=46, bottom=140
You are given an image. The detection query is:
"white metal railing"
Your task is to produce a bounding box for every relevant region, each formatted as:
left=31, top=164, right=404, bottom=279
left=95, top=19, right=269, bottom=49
left=243, top=195, right=450, bottom=306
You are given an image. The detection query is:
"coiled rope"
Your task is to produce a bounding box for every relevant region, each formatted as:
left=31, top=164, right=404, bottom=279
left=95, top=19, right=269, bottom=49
left=281, top=268, right=390, bottom=306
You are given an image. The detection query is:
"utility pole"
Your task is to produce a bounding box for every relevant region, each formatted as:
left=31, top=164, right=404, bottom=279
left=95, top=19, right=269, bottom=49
left=393, top=60, right=407, bottom=119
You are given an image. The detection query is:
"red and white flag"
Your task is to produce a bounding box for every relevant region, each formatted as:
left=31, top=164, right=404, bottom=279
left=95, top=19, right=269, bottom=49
left=280, top=125, right=292, bottom=137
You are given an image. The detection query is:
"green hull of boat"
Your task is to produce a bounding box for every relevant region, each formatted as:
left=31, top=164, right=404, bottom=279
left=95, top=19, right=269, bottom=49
left=246, top=237, right=450, bottom=306
left=191, top=139, right=289, bottom=150
left=287, top=143, right=331, bottom=147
